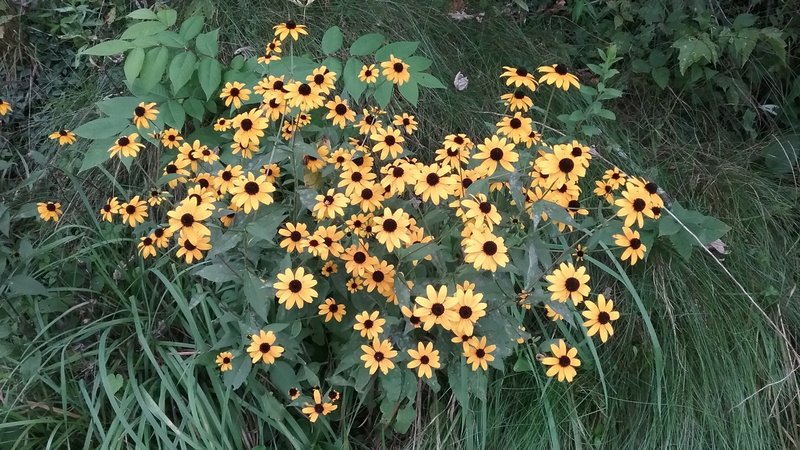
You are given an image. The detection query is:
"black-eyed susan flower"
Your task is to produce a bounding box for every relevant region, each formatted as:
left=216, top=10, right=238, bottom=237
left=573, top=244, right=587, bottom=262
left=414, top=164, right=455, bottom=205
left=340, top=243, right=377, bottom=277
left=48, top=129, right=77, bottom=146
left=109, top=133, right=144, bottom=159
left=0, top=99, right=11, bottom=115
left=536, top=145, right=587, bottom=186
left=465, top=336, right=496, bottom=371
left=392, top=113, right=417, bottom=135
left=119, top=196, right=148, bottom=227
left=163, top=158, right=191, bottom=188
left=594, top=180, right=615, bottom=203
left=363, top=260, right=395, bottom=295
left=325, top=96, right=355, bottom=128
left=500, top=66, right=537, bottom=90
left=230, top=173, right=275, bottom=213
left=302, top=389, right=337, bottom=422
left=99, top=197, right=120, bottom=222
left=214, top=164, right=243, bottom=194
left=359, top=64, right=379, bottom=83
left=232, top=108, right=268, bottom=147
left=415, top=285, right=458, bottom=331
left=166, top=201, right=213, bottom=241
left=307, top=66, right=337, bottom=94
left=372, top=207, right=411, bottom=252
left=357, top=109, right=382, bottom=135
left=461, top=194, right=502, bottom=230
left=264, top=38, right=282, bottom=56
left=545, top=304, right=564, bottom=321
left=349, top=182, right=384, bottom=213
left=407, top=342, right=440, bottom=379
left=474, top=135, right=518, bottom=175
left=288, top=387, right=301, bottom=401
left=37, top=201, right=62, bottom=222
left=321, top=261, right=338, bottom=277
left=147, top=189, right=166, bottom=206
left=380, top=161, right=414, bottom=195
left=273, top=20, right=308, bottom=41
left=381, top=54, right=410, bottom=85
left=274, top=267, right=318, bottom=310
left=137, top=236, right=156, bottom=259
left=278, top=222, right=309, bottom=253
left=310, top=225, right=345, bottom=260
left=150, top=227, right=172, bottom=248
left=541, top=339, right=581, bottom=382
left=215, top=352, right=234, bottom=372
left=603, top=167, right=627, bottom=190
left=450, top=288, right=487, bottom=336
left=496, top=112, right=533, bottom=144
left=191, top=143, right=219, bottom=164
left=538, top=64, right=580, bottom=91
left=213, top=117, right=232, bottom=132
left=220, top=81, right=251, bottom=109
left=313, top=189, right=348, bottom=220
left=462, top=230, right=509, bottom=272
left=256, top=75, right=288, bottom=101
left=434, top=145, right=470, bottom=169
left=246, top=330, right=285, bottom=364
left=158, top=128, right=182, bottom=149
left=614, top=187, right=654, bottom=228
left=545, top=262, right=590, bottom=305
left=319, top=298, right=346, bottom=322
left=523, top=130, right=543, bottom=148
left=401, top=305, right=423, bottom=328
left=371, top=126, right=405, bottom=160
left=176, top=234, right=211, bottom=263
left=260, top=163, right=280, bottom=184
left=360, top=338, right=397, bottom=375
left=582, top=294, right=619, bottom=343
left=132, top=102, right=158, bottom=129
left=613, top=226, right=647, bottom=265
left=347, top=277, right=364, bottom=293
left=285, top=81, right=324, bottom=111
left=501, top=90, right=534, bottom=112
left=353, top=311, right=385, bottom=340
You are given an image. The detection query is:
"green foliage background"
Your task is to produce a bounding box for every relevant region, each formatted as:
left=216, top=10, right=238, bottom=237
left=1, top=0, right=798, bottom=448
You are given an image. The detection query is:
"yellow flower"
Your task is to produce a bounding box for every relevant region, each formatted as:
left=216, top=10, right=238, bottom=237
left=246, top=330, right=284, bottom=364
left=380, top=54, right=410, bottom=85
left=496, top=112, right=533, bottom=144
left=232, top=108, right=268, bottom=147
left=353, top=310, right=385, bottom=340
left=109, top=133, right=144, bottom=158
left=372, top=208, right=411, bottom=252
left=159, top=128, right=183, bottom=149
left=536, top=145, right=587, bottom=186
left=319, top=298, right=346, bottom=322
left=371, top=126, right=405, bottom=160
left=285, top=81, right=324, bottom=111
left=450, top=288, right=487, bottom=336
left=274, top=267, right=318, bottom=310
left=307, top=66, right=337, bottom=94
left=137, top=235, right=157, bottom=259
left=545, top=304, right=564, bottom=321
left=414, top=164, right=455, bottom=205
left=313, top=189, right=349, bottom=220
left=301, top=389, right=337, bottom=422
left=461, top=194, right=502, bottom=230
left=359, top=64, right=379, bottom=83
left=360, top=338, right=398, bottom=375
left=321, top=261, right=338, bottom=277
left=474, top=135, right=518, bottom=175
left=48, top=129, right=77, bottom=146
left=215, top=352, right=234, bottom=372
left=363, top=260, right=395, bottom=295
left=220, top=81, right=251, bottom=109
left=325, top=96, right=356, bottom=128
left=464, top=336, right=496, bottom=371
left=167, top=200, right=213, bottom=241
left=288, top=387, right=301, bottom=401
left=462, top=230, right=509, bottom=272
left=278, top=222, right=309, bottom=253
left=37, top=201, right=62, bottom=222
left=500, top=90, right=533, bottom=112
left=541, top=340, right=581, bottom=382
left=537, top=64, right=580, bottom=91
left=407, top=342, right=441, bottom=379
left=582, top=294, right=620, bottom=343
left=273, top=20, right=308, bottom=41
left=393, top=113, right=417, bottom=134
left=500, top=66, right=537, bottom=90
left=613, top=226, right=647, bottom=265
left=213, top=117, right=232, bottom=132
left=0, top=99, right=12, bottom=115
left=119, top=196, right=148, bottom=227
left=415, top=285, right=458, bottom=331
left=230, top=173, right=275, bottom=213
left=176, top=234, right=212, bottom=263
left=132, top=102, right=158, bottom=129
left=99, top=197, right=120, bottom=222
left=614, top=187, right=655, bottom=228
left=545, top=262, right=591, bottom=305
left=163, top=158, right=191, bottom=188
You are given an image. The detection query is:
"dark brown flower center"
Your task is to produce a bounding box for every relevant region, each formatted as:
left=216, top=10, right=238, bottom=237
left=476, top=348, right=485, bottom=358
left=328, top=304, right=338, bottom=313
left=285, top=20, right=297, bottom=29
left=180, top=213, right=194, bottom=227
left=513, top=90, right=525, bottom=99
left=515, top=68, right=528, bottom=76
left=509, top=118, right=522, bottom=129
left=363, top=319, right=374, bottom=329
left=371, top=270, right=384, bottom=282
left=489, top=148, right=503, bottom=161
left=314, top=74, right=325, bottom=85
left=374, top=351, right=384, bottom=361
left=644, top=182, right=658, bottom=194
left=288, top=279, right=302, bottom=293
left=335, top=103, right=347, bottom=115
left=125, top=205, right=136, bottom=214
left=431, top=303, right=445, bottom=316
left=571, top=146, right=583, bottom=157
left=240, top=119, right=253, bottom=131
left=482, top=241, right=498, bottom=256
left=558, top=158, right=575, bottom=173
left=134, top=106, right=146, bottom=117
left=290, top=231, right=302, bottom=241
left=478, top=202, right=492, bottom=214
left=143, top=237, right=153, bottom=246
left=392, top=166, right=404, bottom=177
left=598, top=311, right=611, bottom=324
left=558, top=355, right=571, bottom=366
left=223, top=357, right=230, bottom=363
left=382, top=218, right=397, bottom=232
left=118, top=137, right=130, bottom=146
left=298, top=83, right=312, bottom=96
left=459, top=306, right=472, bottom=319
left=314, top=404, right=324, bottom=413
left=632, top=198, right=646, bottom=212
left=565, top=277, right=580, bottom=292
left=364, top=69, right=373, bottom=77
left=629, top=238, right=642, bottom=250
left=259, top=342, right=271, bottom=353
left=426, top=173, right=440, bottom=186
left=183, top=240, right=196, bottom=251
left=393, top=62, right=404, bottom=73
left=46, top=203, right=56, bottom=211
left=244, top=181, right=260, bottom=195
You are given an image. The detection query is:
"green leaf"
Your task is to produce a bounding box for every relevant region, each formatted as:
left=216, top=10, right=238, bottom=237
left=733, top=13, right=757, bottom=30
left=343, top=57, right=366, bottom=100
left=121, top=21, right=168, bottom=40
left=79, top=138, right=114, bottom=172
left=139, top=46, right=170, bottom=91
left=375, top=41, right=419, bottom=61
left=398, top=79, right=419, bottom=106
left=74, top=117, right=130, bottom=139
left=128, top=8, right=158, bottom=20
left=268, top=361, right=296, bottom=393
left=6, top=275, right=48, bottom=296
left=350, top=33, right=384, bottom=56
left=183, top=98, right=206, bottom=120
left=162, top=100, right=185, bottom=130
left=651, top=67, right=670, bottom=89
left=732, top=28, right=759, bottom=67
left=156, top=9, right=178, bottom=27
left=179, top=15, right=205, bottom=41
left=123, top=47, right=145, bottom=83
left=84, top=39, right=133, bottom=56
left=394, top=405, right=415, bottom=434
left=406, top=55, right=432, bottom=72
left=762, top=134, right=800, bottom=174
left=194, top=263, right=238, bottom=283
left=198, top=57, right=222, bottom=100
left=321, top=26, right=344, bottom=55
left=415, top=72, right=446, bottom=89
left=223, top=354, right=252, bottom=389
left=672, top=35, right=719, bottom=75
left=373, top=80, right=393, bottom=108
left=96, top=97, right=140, bottom=117
left=156, top=31, right=187, bottom=48
left=195, top=29, right=219, bottom=57
left=246, top=206, right=287, bottom=242
left=169, top=51, right=197, bottom=92
left=243, top=273, right=271, bottom=323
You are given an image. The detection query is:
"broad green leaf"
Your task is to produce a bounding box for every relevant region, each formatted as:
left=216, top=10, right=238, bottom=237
left=195, top=29, right=219, bottom=57
left=79, top=138, right=114, bottom=172
left=223, top=354, right=252, bottom=389
left=127, top=8, right=159, bottom=20
left=156, top=31, right=187, bottom=48
left=762, top=133, right=799, bottom=174
left=179, top=15, right=205, bottom=41
left=121, top=21, right=168, bottom=40
left=375, top=41, right=419, bottom=61
left=672, top=34, right=719, bottom=75
left=156, top=9, right=177, bottom=27
left=84, top=39, right=133, bottom=56
left=194, top=263, right=238, bottom=283
left=162, top=100, right=185, bottom=130
left=398, top=79, right=419, bottom=106
left=6, top=275, right=49, bottom=296
left=74, top=117, right=130, bottom=139
left=123, top=47, right=145, bottom=82
left=139, top=46, right=170, bottom=91
left=169, top=51, right=197, bottom=92
left=321, top=26, right=343, bottom=55
left=394, top=405, right=415, bottom=434
left=198, top=57, right=222, bottom=99
left=415, top=72, right=446, bottom=89
left=405, top=55, right=432, bottom=72
left=350, top=33, right=384, bottom=56
left=96, top=97, right=140, bottom=117
left=651, top=67, right=670, bottom=89
left=342, top=57, right=366, bottom=100
left=373, top=80, right=393, bottom=108
left=183, top=97, right=206, bottom=120
left=243, top=273, right=271, bottom=323
left=733, top=13, right=757, bottom=30
left=246, top=207, right=287, bottom=242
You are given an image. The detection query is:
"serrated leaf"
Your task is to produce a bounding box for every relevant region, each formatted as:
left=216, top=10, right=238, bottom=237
left=350, top=33, right=384, bottom=56
left=321, top=26, right=343, bottom=54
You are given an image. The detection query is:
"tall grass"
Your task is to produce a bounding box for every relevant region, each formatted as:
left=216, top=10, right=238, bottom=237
left=1, top=0, right=797, bottom=448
